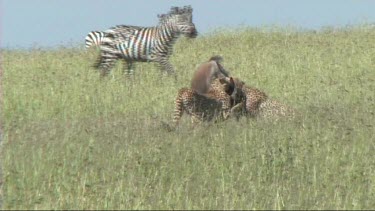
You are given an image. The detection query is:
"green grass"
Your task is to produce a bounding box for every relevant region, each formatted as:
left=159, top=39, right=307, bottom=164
left=1, top=26, right=375, bottom=209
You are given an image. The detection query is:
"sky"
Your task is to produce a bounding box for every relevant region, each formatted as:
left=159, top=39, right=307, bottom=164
left=1, top=0, right=375, bottom=49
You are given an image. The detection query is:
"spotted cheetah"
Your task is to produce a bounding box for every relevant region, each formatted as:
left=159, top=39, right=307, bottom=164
left=229, top=78, right=298, bottom=120
left=172, top=77, right=243, bottom=126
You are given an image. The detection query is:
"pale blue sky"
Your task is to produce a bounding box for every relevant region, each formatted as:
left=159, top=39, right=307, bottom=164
left=1, top=0, right=375, bottom=49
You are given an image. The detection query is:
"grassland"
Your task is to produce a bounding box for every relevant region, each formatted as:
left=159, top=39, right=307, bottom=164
left=1, top=25, right=375, bottom=209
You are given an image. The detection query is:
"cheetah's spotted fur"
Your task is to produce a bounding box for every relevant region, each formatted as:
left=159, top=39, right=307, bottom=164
left=227, top=78, right=297, bottom=119
left=172, top=77, right=243, bottom=125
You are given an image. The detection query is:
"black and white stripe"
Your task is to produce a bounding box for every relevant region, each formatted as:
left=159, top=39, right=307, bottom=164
left=85, top=31, right=110, bottom=49
left=90, top=6, right=197, bottom=77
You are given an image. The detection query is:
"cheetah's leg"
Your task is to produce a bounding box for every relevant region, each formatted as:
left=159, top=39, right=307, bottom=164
left=221, top=95, right=234, bottom=121
left=222, top=109, right=231, bottom=120
left=230, top=102, right=245, bottom=120
left=190, top=113, right=203, bottom=124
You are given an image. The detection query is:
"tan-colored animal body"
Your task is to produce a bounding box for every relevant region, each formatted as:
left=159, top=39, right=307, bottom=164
left=191, top=56, right=229, bottom=94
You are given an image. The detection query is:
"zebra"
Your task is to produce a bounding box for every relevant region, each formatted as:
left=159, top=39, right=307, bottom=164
left=88, top=6, right=198, bottom=77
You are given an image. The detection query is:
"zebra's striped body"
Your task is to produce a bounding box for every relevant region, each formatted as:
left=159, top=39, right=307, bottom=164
left=107, top=25, right=167, bottom=61
left=88, top=6, right=197, bottom=77
left=85, top=25, right=143, bottom=49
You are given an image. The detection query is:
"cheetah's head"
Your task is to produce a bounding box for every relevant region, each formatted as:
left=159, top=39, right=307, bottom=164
left=218, top=77, right=246, bottom=107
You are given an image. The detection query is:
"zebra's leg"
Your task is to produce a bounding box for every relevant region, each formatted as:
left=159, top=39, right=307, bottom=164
left=156, top=57, right=177, bottom=80
left=122, top=60, right=135, bottom=79
left=95, top=53, right=117, bottom=77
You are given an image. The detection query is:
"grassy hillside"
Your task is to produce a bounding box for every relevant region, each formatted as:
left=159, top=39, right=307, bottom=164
left=1, top=26, right=375, bottom=209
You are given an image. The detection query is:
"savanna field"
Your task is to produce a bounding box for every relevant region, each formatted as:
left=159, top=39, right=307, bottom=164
left=1, top=26, right=375, bottom=209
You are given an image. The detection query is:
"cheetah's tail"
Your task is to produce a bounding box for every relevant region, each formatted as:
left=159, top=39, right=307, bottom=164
left=172, top=88, right=188, bottom=126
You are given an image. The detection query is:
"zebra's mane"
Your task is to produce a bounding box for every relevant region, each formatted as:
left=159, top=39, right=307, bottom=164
left=157, top=5, right=193, bottom=22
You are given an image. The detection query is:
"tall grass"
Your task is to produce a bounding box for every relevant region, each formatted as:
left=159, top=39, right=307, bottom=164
left=1, top=26, right=375, bottom=209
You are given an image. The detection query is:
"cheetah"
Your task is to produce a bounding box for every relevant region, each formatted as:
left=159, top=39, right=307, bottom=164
left=172, top=77, right=243, bottom=126
left=229, top=77, right=298, bottom=120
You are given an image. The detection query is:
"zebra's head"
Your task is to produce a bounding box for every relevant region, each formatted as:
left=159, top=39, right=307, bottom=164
left=158, top=6, right=198, bottom=38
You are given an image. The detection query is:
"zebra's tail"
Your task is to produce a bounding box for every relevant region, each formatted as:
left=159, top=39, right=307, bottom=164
left=85, top=31, right=113, bottom=49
